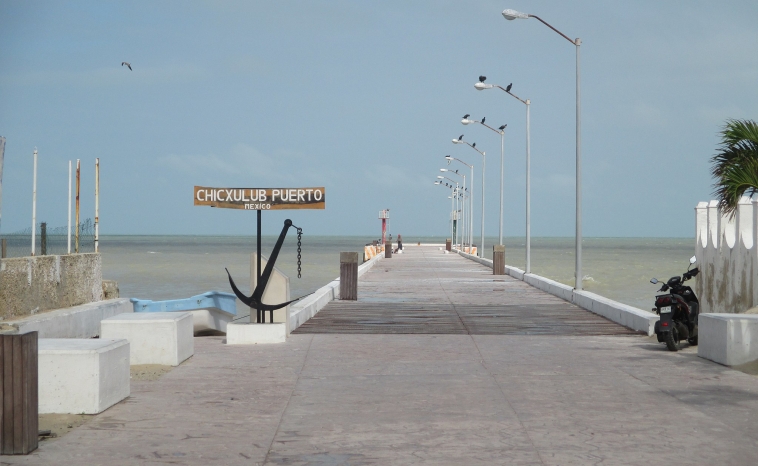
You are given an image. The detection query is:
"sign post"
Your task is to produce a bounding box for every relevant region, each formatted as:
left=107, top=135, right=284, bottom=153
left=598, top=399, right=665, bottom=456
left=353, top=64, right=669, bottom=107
left=194, top=186, right=325, bottom=323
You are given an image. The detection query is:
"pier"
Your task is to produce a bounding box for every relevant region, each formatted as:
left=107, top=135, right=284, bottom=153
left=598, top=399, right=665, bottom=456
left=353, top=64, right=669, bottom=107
left=10, top=246, right=758, bottom=464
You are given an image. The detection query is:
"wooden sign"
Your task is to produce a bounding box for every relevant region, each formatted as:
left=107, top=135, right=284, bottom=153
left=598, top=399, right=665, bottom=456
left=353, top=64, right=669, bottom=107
left=194, top=186, right=325, bottom=210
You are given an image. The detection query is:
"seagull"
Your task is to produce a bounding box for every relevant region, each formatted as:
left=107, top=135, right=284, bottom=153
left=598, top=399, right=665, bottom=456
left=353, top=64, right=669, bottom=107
left=481, top=117, right=486, bottom=124
left=505, top=83, right=512, bottom=92
left=463, top=114, right=470, bottom=119
left=121, top=62, right=132, bottom=70
left=479, top=75, right=486, bottom=82
left=499, top=124, right=507, bottom=131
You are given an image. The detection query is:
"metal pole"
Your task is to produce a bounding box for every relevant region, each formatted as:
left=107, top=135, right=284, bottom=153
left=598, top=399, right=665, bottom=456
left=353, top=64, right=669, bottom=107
left=75, top=159, right=80, bottom=254
left=461, top=175, right=466, bottom=249
left=526, top=100, right=531, bottom=273
left=499, top=131, right=504, bottom=246
left=0, top=136, right=5, bottom=235
left=31, top=149, right=37, bottom=256
left=256, top=209, right=262, bottom=323
left=95, top=158, right=99, bottom=253
left=67, top=160, right=71, bottom=254
left=575, top=39, right=582, bottom=290
left=470, top=165, right=474, bottom=255
left=481, top=153, right=485, bottom=257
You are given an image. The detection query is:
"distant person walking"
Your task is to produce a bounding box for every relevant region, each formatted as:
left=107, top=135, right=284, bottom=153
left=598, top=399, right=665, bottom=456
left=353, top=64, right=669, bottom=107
left=397, top=234, right=403, bottom=252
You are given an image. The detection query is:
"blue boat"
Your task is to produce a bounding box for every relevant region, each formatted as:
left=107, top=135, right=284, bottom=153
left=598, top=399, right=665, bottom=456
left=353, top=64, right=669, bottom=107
left=130, top=291, right=238, bottom=335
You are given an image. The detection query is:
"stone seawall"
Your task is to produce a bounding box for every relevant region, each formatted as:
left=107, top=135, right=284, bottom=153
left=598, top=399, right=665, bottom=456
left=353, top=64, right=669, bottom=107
left=0, top=253, right=104, bottom=320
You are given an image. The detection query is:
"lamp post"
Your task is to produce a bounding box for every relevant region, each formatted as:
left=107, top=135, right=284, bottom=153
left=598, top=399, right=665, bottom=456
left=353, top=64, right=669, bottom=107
left=452, top=136, right=485, bottom=257
left=443, top=158, right=472, bottom=252
left=436, top=178, right=461, bottom=246
left=440, top=168, right=466, bottom=249
left=462, top=115, right=507, bottom=248
left=501, top=8, right=582, bottom=289
left=473, top=78, right=531, bottom=273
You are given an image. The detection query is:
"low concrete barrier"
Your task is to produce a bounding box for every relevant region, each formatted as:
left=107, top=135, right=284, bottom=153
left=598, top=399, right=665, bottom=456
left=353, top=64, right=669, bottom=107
left=456, top=250, right=657, bottom=335
left=289, top=253, right=383, bottom=332
left=698, top=313, right=758, bottom=366
left=0, top=253, right=104, bottom=320
left=0, top=298, right=133, bottom=338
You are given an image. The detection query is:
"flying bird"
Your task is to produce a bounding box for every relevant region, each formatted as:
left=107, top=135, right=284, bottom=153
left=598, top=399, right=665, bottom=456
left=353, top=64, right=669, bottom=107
left=463, top=114, right=470, bottom=119
left=481, top=117, right=486, bottom=124
left=121, top=62, right=132, bottom=70
left=479, top=76, right=486, bottom=82
left=498, top=124, right=506, bottom=130
left=505, top=83, right=512, bottom=92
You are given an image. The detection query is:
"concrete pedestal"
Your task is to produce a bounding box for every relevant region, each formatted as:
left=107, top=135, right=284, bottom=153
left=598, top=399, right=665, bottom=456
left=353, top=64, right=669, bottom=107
left=101, top=312, right=193, bottom=366
left=39, top=338, right=130, bottom=414
left=699, top=313, right=758, bottom=366
left=226, top=322, right=286, bottom=344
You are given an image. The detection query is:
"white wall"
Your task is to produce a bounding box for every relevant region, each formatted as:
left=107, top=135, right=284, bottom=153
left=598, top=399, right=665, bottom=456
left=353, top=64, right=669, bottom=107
left=695, top=198, right=757, bottom=314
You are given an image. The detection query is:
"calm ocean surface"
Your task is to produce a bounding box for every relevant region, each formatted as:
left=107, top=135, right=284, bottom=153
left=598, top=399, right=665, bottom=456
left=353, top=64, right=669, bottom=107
left=100, top=235, right=696, bottom=315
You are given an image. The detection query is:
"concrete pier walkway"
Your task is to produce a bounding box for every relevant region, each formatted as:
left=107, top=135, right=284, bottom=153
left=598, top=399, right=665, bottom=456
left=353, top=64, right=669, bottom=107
left=8, top=246, right=758, bottom=465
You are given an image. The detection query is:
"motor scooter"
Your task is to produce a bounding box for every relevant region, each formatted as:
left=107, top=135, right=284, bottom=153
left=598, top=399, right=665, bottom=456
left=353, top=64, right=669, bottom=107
left=650, top=256, right=700, bottom=351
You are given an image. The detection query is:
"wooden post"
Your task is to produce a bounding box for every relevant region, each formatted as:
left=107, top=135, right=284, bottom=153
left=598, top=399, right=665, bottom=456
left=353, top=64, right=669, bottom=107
left=446, top=238, right=452, bottom=251
left=340, top=252, right=359, bottom=300
left=493, top=245, right=505, bottom=275
left=40, top=223, right=46, bottom=256
left=0, top=332, right=38, bottom=455
left=1, top=239, right=6, bottom=259
left=385, top=240, right=392, bottom=258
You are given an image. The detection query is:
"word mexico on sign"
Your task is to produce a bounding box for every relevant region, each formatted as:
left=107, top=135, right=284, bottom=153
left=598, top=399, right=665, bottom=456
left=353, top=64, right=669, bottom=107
left=194, top=186, right=326, bottom=210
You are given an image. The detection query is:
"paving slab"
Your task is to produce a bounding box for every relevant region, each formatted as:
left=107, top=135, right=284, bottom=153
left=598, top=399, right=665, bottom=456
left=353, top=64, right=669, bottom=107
left=7, top=246, right=758, bottom=465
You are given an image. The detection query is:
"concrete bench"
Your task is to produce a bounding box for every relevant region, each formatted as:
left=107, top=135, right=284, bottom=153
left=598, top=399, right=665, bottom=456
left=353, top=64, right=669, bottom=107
left=226, top=322, right=286, bottom=344
left=698, top=313, right=758, bottom=366
left=39, top=338, right=130, bottom=414
left=101, top=312, right=193, bottom=366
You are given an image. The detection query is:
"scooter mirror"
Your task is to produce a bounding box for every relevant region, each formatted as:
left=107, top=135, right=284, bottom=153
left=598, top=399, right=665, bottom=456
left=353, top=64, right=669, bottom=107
left=690, top=255, right=697, bottom=264
left=650, top=278, right=658, bottom=284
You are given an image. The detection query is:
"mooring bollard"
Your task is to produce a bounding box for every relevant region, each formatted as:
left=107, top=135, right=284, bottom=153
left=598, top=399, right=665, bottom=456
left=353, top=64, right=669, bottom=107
left=340, top=252, right=359, bottom=300
left=445, top=238, right=452, bottom=251
left=1, top=239, right=6, bottom=259
left=40, top=223, right=47, bottom=256
left=385, top=240, right=392, bottom=258
left=0, top=332, right=38, bottom=455
left=493, top=245, right=505, bottom=275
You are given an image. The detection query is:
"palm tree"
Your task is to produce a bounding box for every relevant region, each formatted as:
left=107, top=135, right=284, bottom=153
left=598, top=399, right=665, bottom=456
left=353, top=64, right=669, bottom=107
left=710, top=119, right=758, bottom=216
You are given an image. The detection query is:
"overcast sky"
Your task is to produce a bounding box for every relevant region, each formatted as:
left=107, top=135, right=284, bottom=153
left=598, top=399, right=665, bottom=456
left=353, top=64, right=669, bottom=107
left=1, top=1, right=756, bottom=237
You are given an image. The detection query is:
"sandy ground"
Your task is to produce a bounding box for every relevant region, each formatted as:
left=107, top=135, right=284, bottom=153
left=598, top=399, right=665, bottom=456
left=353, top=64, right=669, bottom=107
left=37, top=364, right=174, bottom=442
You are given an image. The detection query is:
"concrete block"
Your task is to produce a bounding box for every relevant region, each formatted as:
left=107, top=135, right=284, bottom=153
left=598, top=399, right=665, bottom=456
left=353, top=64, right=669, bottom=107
left=698, top=313, right=758, bottom=366
left=39, top=338, right=130, bottom=414
left=226, top=322, right=286, bottom=344
left=0, top=298, right=132, bottom=338
left=524, top=274, right=574, bottom=302
left=101, top=312, right=193, bottom=366
left=506, top=266, right=525, bottom=280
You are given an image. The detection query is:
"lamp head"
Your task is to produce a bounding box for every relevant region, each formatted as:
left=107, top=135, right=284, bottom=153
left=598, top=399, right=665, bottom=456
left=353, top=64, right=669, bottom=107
left=461, top=118, right=473, bottom=125
left=436, top=175, right=444, bottom=179
left=452, top=135, right=464, bottom=144
left=474, top=82, right=493, bottom=91
left=502, top=9, right=529, bottom=20
left=445, top=155, right=452, bottom=164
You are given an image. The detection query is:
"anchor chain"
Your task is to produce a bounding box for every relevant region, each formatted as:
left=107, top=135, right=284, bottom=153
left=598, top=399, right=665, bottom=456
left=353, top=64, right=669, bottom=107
left=296, top=227, right=303, bottom=278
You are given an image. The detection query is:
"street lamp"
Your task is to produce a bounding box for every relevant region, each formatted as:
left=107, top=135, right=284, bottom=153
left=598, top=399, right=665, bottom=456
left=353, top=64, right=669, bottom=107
left=440, top=168, right=467, bottom=249
left=444, top=155, right=473, bottom=254
left=501, top=8, right=583, bottom=290
left=474, top=77, right=531, bottom=273
left=462, top=114, right=507, bottom=251
left=452, top=136, right=485, bottom=257
left=436, top=178, right=461, bottom=246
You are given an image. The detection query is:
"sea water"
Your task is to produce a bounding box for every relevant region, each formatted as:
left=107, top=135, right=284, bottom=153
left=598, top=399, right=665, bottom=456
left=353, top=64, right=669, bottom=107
left=100, top=235, right=696, bottom=316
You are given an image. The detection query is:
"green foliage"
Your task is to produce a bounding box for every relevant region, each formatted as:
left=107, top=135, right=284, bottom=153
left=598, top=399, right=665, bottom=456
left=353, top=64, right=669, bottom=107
left=710, top=119, right=758, bottom=216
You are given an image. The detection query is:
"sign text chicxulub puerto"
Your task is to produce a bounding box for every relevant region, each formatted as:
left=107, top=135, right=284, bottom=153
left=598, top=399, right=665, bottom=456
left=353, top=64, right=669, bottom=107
left=194, top=186, right=326, bottom=210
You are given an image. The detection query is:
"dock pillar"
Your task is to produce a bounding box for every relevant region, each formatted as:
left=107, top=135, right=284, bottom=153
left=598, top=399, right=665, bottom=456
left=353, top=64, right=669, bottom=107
left=493, top=245, right=505, bottom=275
left=340, top=252, right=359, bottom=300
left=445, top=238, right=451, bottom=251
left=385, top=240, right=392, bottom=258
left=0, top=332, right=38, bottom=455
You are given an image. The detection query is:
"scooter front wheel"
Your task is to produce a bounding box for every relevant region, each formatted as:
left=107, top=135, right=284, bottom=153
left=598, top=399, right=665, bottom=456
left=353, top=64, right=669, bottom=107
left=665, top=327, right=680, bottom=352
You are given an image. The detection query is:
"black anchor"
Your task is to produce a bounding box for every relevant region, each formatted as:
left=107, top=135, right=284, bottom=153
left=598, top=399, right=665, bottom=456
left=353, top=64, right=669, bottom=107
left=225, top=219, right=307, bottom=323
